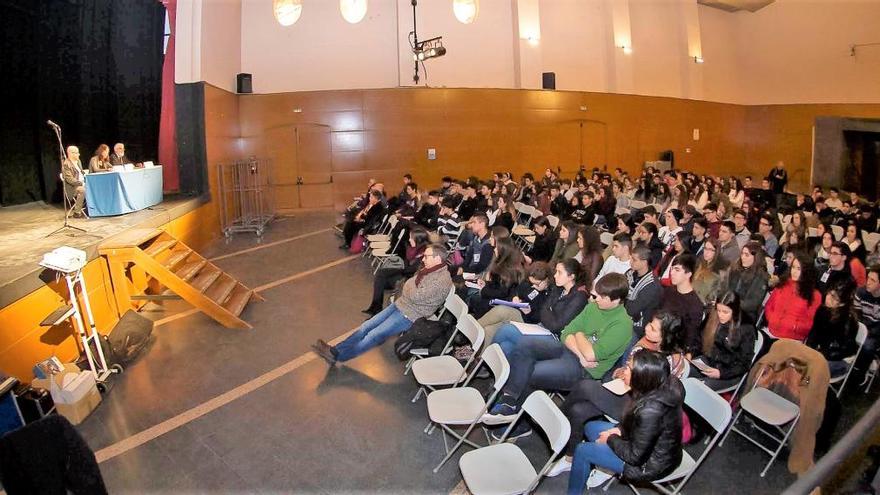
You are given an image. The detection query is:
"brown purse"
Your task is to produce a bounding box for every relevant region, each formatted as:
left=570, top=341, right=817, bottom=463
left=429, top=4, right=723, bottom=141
left=756, top=357, right=811, bottom=404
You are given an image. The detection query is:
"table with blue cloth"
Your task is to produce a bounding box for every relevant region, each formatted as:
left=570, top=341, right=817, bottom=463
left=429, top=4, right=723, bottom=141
left=85, top=166, right=163, bottom=217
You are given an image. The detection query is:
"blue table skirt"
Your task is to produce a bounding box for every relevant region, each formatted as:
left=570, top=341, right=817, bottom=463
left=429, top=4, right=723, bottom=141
left=85, top=166, right=163, bottom=217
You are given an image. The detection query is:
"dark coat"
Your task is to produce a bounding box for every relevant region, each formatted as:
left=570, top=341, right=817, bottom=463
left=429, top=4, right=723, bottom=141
left=704, top=323, right=756, bottom=380
left=608, top=378, right=685, bottom=483
left=538, top=286, right=588, bottom=335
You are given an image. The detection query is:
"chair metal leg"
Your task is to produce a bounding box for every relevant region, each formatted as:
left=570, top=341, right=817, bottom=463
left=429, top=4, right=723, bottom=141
left=760, top=416, right=800, bottom=477
left=404, top=356, right=416, bottom=375
left=412, top=386, right=425, bottom=403
left=719, top=407, right=744, bottom=447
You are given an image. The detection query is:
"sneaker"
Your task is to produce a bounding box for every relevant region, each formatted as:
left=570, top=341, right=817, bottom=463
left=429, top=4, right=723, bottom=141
left=311, top=339, right=338, bottom=366
left=489, top=422, right=532, bottom=442
left=480, top=400, right=519, bottom=425
left=546, top=457, right=572, bottom=477
left=586, top=468, right=614, bottom=488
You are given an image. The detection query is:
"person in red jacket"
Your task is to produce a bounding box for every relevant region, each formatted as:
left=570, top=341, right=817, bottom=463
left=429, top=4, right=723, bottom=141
left=764, top=252, right=822, bottom=340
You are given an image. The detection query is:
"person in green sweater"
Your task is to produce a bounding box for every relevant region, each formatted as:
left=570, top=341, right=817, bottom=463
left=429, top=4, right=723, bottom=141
left=483, top=273, right=633, bottom=428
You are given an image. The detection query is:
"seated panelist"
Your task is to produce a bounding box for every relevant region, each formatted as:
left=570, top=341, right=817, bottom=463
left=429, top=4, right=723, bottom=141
left=89, top=144, right=113, bottom=173
left=109, top=142, right=131, bottom=166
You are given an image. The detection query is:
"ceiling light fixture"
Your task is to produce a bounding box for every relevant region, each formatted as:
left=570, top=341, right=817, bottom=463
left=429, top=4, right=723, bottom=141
left=273, top=0, right=303, bottom=27
left=340, top=0, right=368, bottom=24
left=453, top=0, right=478, bottom=24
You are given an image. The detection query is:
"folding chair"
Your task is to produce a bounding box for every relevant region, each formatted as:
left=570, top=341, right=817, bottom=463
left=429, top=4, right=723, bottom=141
left=458, top=391, right=569, bottom=494
left=630, top=200, right=647, bottom=210
left=404, top=290, right=467, bottom=374
left=829, top=323, right=867, bottom=397
left=807, top=227, right=818, bottom=238
left=600, top=231, right=614, bottom=247
left=425, top=344, right=510, bottom=472
left=715, top=332, right=764, bottom=404
left=615, top=206, right=630, bottom=216
left=411, top=314, right=485, bottom=402
left=831, top=224, right=844, bottom=240
left=865, top=232, right=880, bottom=253
left=365, top=214, right=397, bottom=243
left=719, top=364, right=801, bottom=477
left=606, top=379, right=732, bottom=495
left=546, top=215, right=560, bottom=230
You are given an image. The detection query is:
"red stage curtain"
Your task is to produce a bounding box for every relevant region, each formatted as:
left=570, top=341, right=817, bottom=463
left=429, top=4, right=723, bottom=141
left=159, top=0, right=179, bottom=192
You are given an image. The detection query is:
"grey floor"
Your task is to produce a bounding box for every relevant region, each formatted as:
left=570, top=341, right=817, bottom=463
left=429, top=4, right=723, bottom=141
left=72, top=210, right=878, bottom=494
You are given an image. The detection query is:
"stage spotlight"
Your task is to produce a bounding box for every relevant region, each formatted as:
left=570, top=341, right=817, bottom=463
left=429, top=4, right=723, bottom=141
left=413, top=37, right=447, bottom=61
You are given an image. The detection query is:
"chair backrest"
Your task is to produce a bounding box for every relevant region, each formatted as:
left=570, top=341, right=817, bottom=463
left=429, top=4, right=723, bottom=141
left=630, top=200, right=647, bottom=210
left=521, top=391, right=570, bottom=454
left=615, top=206, right=630, bottom=216
left=807, top=227, right=818, bottom=238
left=865, top=233, right=880, bottom=254
left=457, top=314, right=486, bottom=353
left=857, top=322, right=868, bottom=346
left=600, top=232, right=614, bottom=247
left=831, top=224, right=844, bottom=240
left=388, top=214, right=399, bottom=228
left=479, top=343, right=510, bottom=392
left=682, top=378, right=732, bottom=434
left=546, top=215, right=560, bottom=229
left=444, top=292, right=468, bottom=320
left=765, top=257, right=775, bottom=275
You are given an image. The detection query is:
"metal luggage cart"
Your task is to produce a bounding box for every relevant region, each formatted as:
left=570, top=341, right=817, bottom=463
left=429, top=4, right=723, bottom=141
left=218, top=157, right=276, bottom=237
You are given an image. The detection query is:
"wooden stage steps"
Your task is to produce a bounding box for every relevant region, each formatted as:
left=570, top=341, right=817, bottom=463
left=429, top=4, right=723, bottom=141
left=99, top=229, right=263, bottom=329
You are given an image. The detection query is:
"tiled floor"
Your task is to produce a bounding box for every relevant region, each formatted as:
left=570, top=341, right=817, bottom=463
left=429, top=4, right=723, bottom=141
left=72, top=210, right=878, bottom=494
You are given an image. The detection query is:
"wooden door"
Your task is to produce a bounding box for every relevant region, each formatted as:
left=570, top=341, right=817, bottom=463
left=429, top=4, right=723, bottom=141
left=294, top=125, right=334, bottom=208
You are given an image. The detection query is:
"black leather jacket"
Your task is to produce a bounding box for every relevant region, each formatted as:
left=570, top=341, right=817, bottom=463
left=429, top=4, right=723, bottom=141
left=608, top=378, right=684, bottom=483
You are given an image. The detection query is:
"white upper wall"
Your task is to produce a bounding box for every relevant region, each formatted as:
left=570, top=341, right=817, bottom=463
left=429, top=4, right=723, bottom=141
left=175, top=0, right=880, bottom=104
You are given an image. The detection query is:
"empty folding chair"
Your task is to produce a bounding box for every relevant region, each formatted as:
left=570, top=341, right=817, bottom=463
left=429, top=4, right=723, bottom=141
left=458, top=391, right=570, bottom=494
left=829, top=323, right=868, bottom=397
left=425, top=344, right=510, bottom=472
left=605, top=378, right=732, bottom=495
left=719, top=364, right=801, bottom=477
left=411, top=314, right=485, bottom=402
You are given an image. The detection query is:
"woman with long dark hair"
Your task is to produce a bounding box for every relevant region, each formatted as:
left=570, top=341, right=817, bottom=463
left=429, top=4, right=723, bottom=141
left=693, top=291, right=757, bottom=390
left=721, top=241, right=769, bottom=324
left=563, top=350, right=684, bottom=493
left=523, top=216, right=558, bottom=264
left=468, top=236, right=525, bottom=317
left=692, top=237, right=729, bottom=304
left=577, top=226, right=604, bottom=288
left=551, top=221, right=583, bottom=265
left=656, top=231, right=691, bottom=286
left=89, top=144, right=112, bottom=173
left=806, top=282, right=860, bottom=378
left=764, top=252, right=821, bottom=340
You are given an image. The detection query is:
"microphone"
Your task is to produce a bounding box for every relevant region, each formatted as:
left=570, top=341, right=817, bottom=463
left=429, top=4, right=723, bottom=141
left=47, top=120, right=59, bottom=128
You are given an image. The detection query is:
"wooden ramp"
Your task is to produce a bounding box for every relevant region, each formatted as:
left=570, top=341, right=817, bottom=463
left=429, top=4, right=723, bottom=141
left=99, top=229, right=263, bottom=329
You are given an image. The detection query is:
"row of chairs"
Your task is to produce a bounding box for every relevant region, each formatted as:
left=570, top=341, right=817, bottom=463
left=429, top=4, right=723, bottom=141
left=400, top=290, right=739, bottom=494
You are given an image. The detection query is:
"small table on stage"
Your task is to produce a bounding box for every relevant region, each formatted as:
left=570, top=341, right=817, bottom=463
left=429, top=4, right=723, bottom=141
left=85, top=166, right=163, bottom=217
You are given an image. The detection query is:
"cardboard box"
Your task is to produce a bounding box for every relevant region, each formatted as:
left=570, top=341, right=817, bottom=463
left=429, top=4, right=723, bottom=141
left=32, top=363, right=101, bottom=425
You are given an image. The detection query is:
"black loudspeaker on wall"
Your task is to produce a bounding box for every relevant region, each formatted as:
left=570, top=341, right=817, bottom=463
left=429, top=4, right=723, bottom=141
left=237, top=73, right=253, bottom=94
left=542, top=72, right=556, bottom=90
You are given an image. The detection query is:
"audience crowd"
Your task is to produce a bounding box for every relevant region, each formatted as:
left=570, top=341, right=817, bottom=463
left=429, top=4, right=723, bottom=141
left=315, top=163, right=880, bottom=493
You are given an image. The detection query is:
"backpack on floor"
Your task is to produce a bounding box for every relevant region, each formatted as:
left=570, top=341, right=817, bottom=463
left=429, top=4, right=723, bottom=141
left=393, top=317, right=452, bottom=361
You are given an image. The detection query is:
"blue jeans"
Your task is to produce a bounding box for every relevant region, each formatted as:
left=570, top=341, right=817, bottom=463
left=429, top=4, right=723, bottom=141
left=333, top=304, right=413, bottom=362
left=567, top=421, right=625, bottom=495
left=505, top=336, right=584, bottom=402
left=493, top=323, right=553, bottom=356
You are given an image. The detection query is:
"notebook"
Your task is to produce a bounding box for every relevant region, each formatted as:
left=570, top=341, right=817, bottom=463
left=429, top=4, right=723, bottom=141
left=602, top=378, right=631, bottom=396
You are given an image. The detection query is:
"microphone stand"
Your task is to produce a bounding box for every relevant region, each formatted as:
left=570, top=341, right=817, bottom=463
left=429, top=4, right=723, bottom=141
left=46, top=122, right=87, bottom=237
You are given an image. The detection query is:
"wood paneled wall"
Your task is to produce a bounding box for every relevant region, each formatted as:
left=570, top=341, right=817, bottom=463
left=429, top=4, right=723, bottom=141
left=231, top=87, right=880, bottom=207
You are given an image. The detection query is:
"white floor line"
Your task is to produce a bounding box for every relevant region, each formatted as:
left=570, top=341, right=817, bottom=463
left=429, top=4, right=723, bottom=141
left=208, top=228, right=332, bottom=262
left=94, top=328, right=356, bottom=464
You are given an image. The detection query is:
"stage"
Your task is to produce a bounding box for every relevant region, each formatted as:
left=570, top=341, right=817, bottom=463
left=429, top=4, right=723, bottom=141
left=0, top=195, right=208, bottom=308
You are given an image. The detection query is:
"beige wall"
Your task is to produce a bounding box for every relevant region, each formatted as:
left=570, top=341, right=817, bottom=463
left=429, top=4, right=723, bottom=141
left=175, top=0, right=242, bottom=93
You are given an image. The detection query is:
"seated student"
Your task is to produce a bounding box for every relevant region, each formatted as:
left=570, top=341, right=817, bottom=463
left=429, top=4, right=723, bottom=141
left=595, top=233, right=633, bottom=282
left=467, top=237, right=524, bottom=318
left=477, top=262, right=554, bottom=342
left=657, top=208, right=683, bottom=247
left=687, top=216, right=708, bottom=256
left=312, top=244, right=453, bottom=364
left=855, top=266, right=880, bottom=375
left=436, top=197, right=461, bottom=244
left=577, top=227, right=605, bottom=287
left=551, top=221, right=583, bottom=265
left=413, top=190, right=440, bottom=230
left=523, top=216, right=558, bottom=264
left=807, top=282, right=860, bottom=378
left=634, top=221, right=664, bottom=269
left=362, top=226, right=431, bottom=316
left=455, top=212, right=493, bottom=278
left=569, top=192, right=597, bottom=226
left=340, top=190, right=386, bottom=249
left=692, top=237, right=728, bottom=304
left=660, top=254, right=705, bottom=357
left=703, top=202, right=723, bottom=239
left=626, top=245, right=663, bottom=337
left=817, top=241, right=856, bottom=295
left=456, top=182, right=478, bottom=221
left=481, top=273, right=633, bottom=425
left=764, top=252, right=821, bottom=340
left=549, top=313, right=686, bottom=478
left=564, top=350, right=684, bottom=493
left=655, top=232, right=691, bottom=286
left=717, top=221, right=741, bottom=266
left=551, top=183, right=571, bottom=218
left=489, top=194, right=515, bottom=232
left=489, top=259, right=589, bottom=355
left=692, top=291, right=757, bottom=390
left=722, top=242, right=769, bottom=325
left=395, top=181, right=420, bottom=218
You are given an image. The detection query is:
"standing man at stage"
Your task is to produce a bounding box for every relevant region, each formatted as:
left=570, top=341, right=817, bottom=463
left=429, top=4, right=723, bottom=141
left=768, top=160, right=788, bottom=208
left=110, top=143, right=130, bottom=166
left=61, top=146, right=86, bottom=218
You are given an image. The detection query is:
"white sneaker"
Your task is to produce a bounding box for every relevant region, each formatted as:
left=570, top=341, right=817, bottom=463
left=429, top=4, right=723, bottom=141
left=586, top=468, right=614, bottom=488
left=546, top=457, right=572, bottom=477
